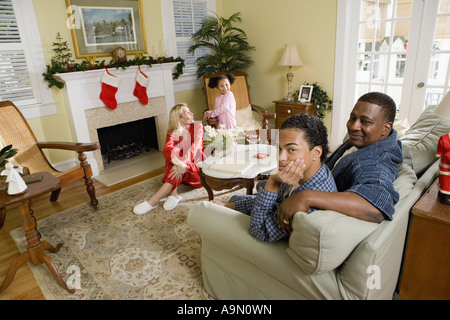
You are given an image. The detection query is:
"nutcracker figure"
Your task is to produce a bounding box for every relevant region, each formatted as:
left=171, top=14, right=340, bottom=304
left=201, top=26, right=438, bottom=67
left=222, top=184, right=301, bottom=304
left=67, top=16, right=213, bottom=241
left=437, top=133, right=450, bottom=204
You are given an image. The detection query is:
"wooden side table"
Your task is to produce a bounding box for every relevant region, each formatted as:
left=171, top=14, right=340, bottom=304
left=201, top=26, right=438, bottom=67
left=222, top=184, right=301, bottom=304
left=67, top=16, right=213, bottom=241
left=273, top=100, right=317, bottom=128
left=399, top=179, right=450, bottom=300
left=0, top=172, right=75, bottom=294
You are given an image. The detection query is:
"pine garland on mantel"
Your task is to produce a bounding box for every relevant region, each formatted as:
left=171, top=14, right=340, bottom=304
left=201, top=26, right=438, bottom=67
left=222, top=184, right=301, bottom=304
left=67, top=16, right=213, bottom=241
left=42, top=34, right=185, bottom=89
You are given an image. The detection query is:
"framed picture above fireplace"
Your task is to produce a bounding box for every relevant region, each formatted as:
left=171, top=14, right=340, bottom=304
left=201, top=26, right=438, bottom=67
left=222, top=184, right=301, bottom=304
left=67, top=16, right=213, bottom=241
left=65, top=0, right=147, bottom=58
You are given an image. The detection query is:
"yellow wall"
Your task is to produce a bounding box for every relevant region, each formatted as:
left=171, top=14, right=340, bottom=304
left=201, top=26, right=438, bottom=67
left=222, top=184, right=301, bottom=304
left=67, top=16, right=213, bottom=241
left=219, top=0, right=337, bottom=129
left=30, top=0, right=337, bottom=164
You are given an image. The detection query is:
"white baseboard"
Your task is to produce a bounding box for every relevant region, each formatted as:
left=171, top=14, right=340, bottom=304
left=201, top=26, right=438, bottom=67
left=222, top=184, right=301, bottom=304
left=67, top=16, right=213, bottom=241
left=52, top=158, right=78, bottom=172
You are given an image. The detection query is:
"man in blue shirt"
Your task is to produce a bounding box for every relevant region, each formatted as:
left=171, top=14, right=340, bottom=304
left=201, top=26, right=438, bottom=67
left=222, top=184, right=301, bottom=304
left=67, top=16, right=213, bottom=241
left=213, top=113, right=337, bottom=242
left=277, top=92, right=403, bottom=233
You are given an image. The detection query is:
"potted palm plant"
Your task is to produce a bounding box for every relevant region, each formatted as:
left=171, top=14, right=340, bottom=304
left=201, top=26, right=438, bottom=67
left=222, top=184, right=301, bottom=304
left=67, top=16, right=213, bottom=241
left=188, top=12, right=255, bottom=78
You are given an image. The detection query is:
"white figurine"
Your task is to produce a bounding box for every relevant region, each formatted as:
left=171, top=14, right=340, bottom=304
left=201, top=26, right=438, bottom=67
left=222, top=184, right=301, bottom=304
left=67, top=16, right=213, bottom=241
left=1, top=162, right=27, bottom=195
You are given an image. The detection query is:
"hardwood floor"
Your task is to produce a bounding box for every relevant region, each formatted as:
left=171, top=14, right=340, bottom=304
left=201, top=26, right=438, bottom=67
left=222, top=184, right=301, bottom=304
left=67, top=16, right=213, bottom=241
left=0, top=167, right=165, bottom=300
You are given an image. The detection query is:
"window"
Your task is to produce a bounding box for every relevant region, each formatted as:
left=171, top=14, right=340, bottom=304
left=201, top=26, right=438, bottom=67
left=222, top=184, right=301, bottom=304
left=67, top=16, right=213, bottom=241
left=0, top=1, right=34, bottom=103
left=173, top=0, right=210, bottom=75
left=333, top=0, right=450, bottom=151
left=161, top=0, right=215, bottom=91
left=0, top=0, right=55, bottom=118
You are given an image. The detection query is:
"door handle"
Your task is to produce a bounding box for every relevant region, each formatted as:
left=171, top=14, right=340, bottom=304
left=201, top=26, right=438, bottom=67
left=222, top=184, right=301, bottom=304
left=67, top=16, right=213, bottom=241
left=417, top=82, right=425, bottom=88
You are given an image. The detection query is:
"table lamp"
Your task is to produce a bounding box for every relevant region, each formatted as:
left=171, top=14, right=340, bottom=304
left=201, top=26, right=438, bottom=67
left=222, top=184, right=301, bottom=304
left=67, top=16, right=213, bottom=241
left=279, top=44, right=304, bottom=101
left=434, top=91, right=450, bottom=204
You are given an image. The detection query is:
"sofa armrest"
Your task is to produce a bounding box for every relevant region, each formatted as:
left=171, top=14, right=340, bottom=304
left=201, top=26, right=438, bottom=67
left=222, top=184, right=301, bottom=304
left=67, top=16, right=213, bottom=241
left=188, top=201, right=290, bottom=268
left=288, top=210, right=379, bottom=275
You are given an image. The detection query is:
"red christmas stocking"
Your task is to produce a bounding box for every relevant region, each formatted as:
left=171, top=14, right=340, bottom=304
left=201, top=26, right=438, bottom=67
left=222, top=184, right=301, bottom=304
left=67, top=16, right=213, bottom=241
left=100, top=68, right=120, bottom=110
left=133, top=66, right=150, bottom=105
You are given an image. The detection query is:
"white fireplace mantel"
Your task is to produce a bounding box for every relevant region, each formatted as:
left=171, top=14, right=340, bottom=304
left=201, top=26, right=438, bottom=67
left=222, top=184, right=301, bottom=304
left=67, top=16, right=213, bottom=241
left=55, top=62, right=178, bottom=177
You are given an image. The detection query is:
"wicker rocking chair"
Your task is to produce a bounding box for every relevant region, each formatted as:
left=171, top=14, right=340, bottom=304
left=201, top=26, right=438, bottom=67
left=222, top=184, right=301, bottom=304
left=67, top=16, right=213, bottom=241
left=0, top=101, right=100, bottom=228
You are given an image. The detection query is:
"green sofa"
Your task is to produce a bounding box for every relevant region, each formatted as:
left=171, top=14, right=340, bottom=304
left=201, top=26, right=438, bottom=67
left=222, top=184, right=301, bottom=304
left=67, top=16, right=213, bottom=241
left=188, top=104, right=450, bottom=300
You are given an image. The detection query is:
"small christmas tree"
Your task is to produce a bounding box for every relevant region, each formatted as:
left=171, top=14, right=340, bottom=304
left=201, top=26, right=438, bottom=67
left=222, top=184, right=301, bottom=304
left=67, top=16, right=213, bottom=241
left=52, top=32, right=73, bottom=66
left=42, top=33, right=75, bottom=88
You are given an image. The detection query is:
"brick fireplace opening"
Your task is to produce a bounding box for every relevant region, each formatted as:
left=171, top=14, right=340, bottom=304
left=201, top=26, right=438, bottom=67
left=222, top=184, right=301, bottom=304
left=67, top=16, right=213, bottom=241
left=97, top=117, right=159, bottom=168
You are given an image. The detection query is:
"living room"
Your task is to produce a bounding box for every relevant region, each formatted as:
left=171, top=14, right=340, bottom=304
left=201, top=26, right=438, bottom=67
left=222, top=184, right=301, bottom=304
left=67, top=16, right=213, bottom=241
left=1, top=0, right=449, bottom=301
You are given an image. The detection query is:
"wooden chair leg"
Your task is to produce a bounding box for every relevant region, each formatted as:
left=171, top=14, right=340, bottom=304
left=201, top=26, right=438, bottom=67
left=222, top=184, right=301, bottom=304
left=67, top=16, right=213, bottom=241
left=85, top=177, right=98, bottom=209
left=0, top=207, right=6, bottom=229
left=50, top=188, right=61, bottom=202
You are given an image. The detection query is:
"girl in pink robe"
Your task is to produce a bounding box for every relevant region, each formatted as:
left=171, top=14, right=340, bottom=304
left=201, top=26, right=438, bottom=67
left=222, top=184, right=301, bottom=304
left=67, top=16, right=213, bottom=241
left=203, top=74, right=237, bottom=129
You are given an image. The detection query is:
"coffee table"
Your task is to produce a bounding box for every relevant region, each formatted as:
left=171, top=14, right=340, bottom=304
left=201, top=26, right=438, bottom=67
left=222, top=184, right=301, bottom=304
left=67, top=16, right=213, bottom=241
left=198, top=144, right=278, bottom=200
left=0, top=172, right=75, bottom=294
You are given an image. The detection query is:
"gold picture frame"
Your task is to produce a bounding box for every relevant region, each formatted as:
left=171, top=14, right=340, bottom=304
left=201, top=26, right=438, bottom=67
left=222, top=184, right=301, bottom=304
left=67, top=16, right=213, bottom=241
left=65, top=0, right=147, bottom=59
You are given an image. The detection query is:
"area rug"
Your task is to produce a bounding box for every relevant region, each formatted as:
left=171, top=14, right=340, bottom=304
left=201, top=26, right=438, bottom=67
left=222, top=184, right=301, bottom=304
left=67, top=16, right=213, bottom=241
left=10, top=175, right=245, bottom=300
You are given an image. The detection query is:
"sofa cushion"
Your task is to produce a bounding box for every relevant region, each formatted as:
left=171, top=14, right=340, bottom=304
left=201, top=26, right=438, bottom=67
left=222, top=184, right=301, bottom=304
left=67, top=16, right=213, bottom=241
left=393, top=118, right=410, bottom=138
left=287, top=211, right=379, bottom=275
left=393, top=162, right=417, bottom=203
left=401, top=104, right=450, bottom=176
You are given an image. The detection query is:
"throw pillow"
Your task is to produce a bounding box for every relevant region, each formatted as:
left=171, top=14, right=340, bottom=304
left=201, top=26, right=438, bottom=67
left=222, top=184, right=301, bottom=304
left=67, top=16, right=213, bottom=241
left=235, top=105, right=262, bottom=130
left=286, top=210, right=379, bottom=275
left=401, top=104, right=450, bottom=176
left=286, top=162, right=417, bottom=276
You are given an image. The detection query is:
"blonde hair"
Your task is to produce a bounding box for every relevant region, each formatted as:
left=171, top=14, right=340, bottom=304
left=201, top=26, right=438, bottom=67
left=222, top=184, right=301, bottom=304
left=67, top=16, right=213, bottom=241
left=167, top=103, right=187, bottom=135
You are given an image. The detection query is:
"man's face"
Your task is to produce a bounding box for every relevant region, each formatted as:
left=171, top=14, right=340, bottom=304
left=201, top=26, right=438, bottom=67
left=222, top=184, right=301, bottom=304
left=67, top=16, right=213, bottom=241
left=346, top=101, right=392, bottom=149
left=277, top=128, right=322, bottom=184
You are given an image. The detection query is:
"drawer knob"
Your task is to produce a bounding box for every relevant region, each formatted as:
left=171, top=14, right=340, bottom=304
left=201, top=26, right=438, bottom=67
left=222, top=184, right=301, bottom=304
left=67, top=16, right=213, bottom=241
left=287, top=109, right=291, bottom=114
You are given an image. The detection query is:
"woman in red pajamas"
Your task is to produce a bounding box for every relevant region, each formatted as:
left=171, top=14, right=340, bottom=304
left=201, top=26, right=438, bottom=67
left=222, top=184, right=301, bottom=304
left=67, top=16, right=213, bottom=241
left=133, top=103, right=206, bottom=214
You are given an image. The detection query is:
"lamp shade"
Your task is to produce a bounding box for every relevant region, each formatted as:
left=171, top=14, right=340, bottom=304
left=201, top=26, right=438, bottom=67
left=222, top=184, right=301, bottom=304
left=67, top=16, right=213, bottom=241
left=435, top=90, right=450, bottom=121
left=278, top=44, right=304, bottom=67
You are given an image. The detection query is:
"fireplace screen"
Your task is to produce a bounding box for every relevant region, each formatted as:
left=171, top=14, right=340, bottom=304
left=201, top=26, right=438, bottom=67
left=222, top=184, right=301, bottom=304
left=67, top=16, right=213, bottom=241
left=97, top=117, right=159, bottom=164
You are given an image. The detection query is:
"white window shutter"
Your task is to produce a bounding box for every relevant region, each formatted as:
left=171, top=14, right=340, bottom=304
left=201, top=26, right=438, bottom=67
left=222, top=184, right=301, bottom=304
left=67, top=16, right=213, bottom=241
left=172, top=0, right=208, bottom=75
left=0, top=0, right=36, bottom=104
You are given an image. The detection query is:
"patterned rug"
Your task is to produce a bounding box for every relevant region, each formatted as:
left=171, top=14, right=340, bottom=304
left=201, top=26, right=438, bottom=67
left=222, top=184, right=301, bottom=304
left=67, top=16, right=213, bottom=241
left=9, top=175, right=245, bottom=300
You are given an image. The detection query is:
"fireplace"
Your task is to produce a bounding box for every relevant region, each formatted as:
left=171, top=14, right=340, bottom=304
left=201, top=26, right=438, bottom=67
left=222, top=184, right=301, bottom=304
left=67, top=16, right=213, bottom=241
left=97, top=117, right=159, bottom=167
left=54, top=63, right=178, bottom=176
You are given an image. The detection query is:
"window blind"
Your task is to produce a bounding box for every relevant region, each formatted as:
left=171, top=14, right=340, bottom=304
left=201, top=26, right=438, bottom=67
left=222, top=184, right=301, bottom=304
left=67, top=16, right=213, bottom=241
left=173, top=0, right=208, bottom=75
left=0, top=0, right=35, bottom=103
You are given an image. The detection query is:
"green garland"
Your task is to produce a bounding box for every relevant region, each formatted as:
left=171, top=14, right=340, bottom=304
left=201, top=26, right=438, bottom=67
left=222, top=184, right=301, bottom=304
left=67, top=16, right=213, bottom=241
left=42, top=55, right=185, bottom=89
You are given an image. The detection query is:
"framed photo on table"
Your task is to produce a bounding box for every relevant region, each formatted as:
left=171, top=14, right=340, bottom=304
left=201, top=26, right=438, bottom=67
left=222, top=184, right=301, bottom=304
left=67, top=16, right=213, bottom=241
left=65, top=0, right=147, bottom=58
left=298, top=85, right=313, bottom=102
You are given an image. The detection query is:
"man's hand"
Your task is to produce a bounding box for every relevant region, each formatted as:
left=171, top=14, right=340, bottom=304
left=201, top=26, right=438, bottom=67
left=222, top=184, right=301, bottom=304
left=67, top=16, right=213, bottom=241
left=277, top=190, right=311, bottom=233
left=277, top=190, right=386, bottom=233
left=265, top=159, right=305, bottom=193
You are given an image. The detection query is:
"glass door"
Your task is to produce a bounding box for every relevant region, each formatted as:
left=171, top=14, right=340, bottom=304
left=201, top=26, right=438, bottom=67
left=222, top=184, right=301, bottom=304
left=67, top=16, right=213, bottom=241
left=401, top=0, right=450, bottom=122
left=333, top=0, right=450, bottom=149
left=356, top=0, right=450, bottom=123
left=356, top=0, right=414, bottom=109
